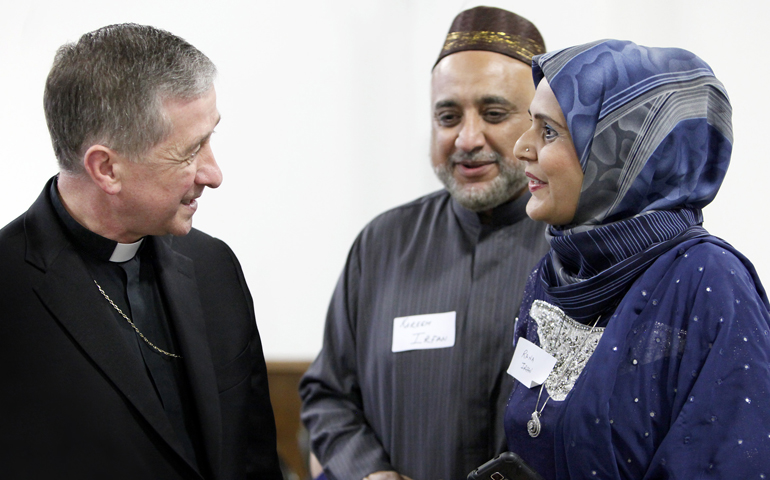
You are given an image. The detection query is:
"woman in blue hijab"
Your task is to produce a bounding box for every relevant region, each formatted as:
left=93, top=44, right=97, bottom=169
left=505, top=39, right=770, bottom=479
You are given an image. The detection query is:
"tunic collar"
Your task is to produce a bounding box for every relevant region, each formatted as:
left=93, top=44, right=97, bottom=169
left=50, top=177, right=144, bottom=263
left=451, top=190, right=532, bottom=230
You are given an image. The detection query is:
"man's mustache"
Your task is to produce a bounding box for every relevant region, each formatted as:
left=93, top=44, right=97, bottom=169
left=448, top=151, right=501, bottom=165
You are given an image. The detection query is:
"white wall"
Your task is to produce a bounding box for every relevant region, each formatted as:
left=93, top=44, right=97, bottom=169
left=1, top=0, right=767, bottom=360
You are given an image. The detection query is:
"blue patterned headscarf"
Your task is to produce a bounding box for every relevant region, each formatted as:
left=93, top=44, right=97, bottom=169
left=531, top=40, right=733, bottom=323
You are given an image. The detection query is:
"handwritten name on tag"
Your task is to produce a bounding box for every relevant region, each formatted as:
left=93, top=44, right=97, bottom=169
left=507, top=338, right=556, bottom=388
left=392, top=311, right=456, bottom=353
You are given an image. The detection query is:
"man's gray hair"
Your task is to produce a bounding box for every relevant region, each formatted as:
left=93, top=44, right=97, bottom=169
left=44, top=23, right=217, bottom=173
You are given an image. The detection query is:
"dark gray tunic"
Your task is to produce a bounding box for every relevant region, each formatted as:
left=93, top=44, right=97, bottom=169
left=300, top=190, right=549, bottom=480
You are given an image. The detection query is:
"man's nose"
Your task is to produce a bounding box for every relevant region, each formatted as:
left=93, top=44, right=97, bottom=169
left=196, top=147, right=223, bottom=189
left=455, top=114, right=486, bottom=152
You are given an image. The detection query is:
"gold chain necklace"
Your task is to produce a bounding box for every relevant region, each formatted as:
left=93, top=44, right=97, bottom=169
left=93, top=280, right=182, bottom=358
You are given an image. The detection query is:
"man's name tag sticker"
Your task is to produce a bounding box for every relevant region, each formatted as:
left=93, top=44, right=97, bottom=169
left=507, top=338, right=556, bottom=388
left=392, top=311, right=456, bottom=353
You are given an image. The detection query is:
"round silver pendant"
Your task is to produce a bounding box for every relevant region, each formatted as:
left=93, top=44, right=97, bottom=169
left=527, top=411, right=542, bottom=438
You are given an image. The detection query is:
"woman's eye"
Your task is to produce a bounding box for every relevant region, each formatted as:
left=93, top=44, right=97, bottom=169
left=544, top=124, right=558, bottom=140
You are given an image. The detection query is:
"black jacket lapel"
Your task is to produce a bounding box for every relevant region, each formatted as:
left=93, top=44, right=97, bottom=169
left=25, top=183, right=203, bottom=478
left=153, top=236, right=223, bottom=478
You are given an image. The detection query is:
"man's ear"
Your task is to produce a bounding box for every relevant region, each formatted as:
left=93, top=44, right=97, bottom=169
left=83, top=144, right=122, bottom=195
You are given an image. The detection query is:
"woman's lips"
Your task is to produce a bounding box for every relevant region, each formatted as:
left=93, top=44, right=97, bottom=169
left=527, top=172, right=547, bottom=192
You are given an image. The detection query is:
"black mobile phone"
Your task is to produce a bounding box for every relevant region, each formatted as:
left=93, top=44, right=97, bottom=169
left=467, top=452, right=545, bottom=480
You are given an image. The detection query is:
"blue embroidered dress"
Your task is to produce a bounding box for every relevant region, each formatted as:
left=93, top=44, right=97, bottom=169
left=504, top=40, right=770, bottom=479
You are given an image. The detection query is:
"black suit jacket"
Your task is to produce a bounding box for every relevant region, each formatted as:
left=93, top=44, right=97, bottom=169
left=0, top=180, right=282, bottom=480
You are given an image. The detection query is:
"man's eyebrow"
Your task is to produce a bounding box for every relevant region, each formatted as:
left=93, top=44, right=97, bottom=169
left=479, top=95, right=513, bottom=106
left=183, top=114, right=221, bottom=153
left=434, top=100, right=459, bottom=110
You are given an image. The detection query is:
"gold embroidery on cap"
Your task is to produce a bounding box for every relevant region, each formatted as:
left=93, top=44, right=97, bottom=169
left=442, top=31, right=545, bottom=61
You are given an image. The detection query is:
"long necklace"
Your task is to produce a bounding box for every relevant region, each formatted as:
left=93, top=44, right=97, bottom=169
left=527, top=315, right=601, bottom=438
left=94, top=280, right=182, bottom=358
left=527, top=384, right=550, bottom=437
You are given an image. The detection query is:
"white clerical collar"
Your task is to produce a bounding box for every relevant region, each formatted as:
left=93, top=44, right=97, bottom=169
left=109, top=238, right=145, bottom=263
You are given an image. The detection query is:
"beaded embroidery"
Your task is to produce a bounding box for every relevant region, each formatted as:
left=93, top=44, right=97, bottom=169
left=531, top=300, right=605, bottom=401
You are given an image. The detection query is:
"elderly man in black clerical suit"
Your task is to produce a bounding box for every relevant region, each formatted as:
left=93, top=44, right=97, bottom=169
left=0, top=24, right=282, bottom=480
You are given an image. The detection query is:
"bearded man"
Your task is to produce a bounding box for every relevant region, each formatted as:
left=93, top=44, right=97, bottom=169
left=300, top=7, right=549, bottom=480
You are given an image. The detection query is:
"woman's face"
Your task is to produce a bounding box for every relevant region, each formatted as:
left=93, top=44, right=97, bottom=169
left=514, top=79, right=583, bottom=226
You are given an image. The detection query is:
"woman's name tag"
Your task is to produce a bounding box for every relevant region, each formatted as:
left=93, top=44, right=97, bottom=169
left=507, top=338, right=556, bottom=388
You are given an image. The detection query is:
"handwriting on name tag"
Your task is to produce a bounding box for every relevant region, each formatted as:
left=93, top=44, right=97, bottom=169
left=392, top=311, right=456, bottom=353
left=507, top=337, right=556, bottom=388
left=519, top=349, right=536, bottom=373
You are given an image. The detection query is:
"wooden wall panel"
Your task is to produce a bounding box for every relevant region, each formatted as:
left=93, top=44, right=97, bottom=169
left=267, top=361, right=312, bottom=480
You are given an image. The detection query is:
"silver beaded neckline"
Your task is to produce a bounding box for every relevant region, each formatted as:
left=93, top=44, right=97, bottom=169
left=531, top=300, right=605, bottom=401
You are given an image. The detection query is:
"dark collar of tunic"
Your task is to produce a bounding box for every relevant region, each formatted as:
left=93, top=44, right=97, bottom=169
left=451, top=190, right=533, bottom=241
